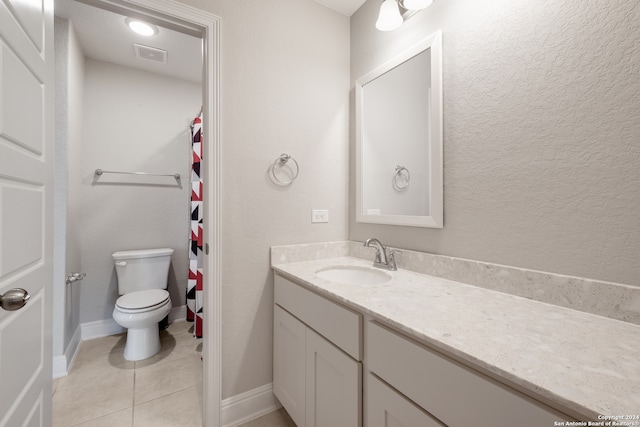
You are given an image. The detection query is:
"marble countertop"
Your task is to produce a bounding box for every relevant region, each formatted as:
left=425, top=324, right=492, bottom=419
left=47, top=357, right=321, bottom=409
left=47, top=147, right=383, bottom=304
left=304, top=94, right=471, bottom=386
left=272, top=256, right=640, bottom=421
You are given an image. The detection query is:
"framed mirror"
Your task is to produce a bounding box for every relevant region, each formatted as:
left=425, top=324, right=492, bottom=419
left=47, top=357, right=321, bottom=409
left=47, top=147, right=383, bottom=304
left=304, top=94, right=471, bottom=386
left=356, top=31, right=443, bottom=228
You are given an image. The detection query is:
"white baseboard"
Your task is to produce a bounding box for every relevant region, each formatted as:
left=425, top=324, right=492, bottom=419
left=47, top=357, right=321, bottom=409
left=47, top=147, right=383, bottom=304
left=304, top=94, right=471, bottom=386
left=52, top=325, right=82, bottom=378
left=221, top=383, right=281, bottom=427
left=52, top=355, right=67, bottom=379
left=80, top=318, right=125, bottom=341
left=64, top=325, right=82, bottom=374
left=79, top=305, right=186, bottom=341
left=169, top=304, right=186, bottom=323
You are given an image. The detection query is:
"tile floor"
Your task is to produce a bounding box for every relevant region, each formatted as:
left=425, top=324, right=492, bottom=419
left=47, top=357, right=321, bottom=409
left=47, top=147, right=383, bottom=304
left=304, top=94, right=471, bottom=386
left=52, top=320, right=295, bottom=427
left=238, top=409, right=296, bottom=427
left=52, top=321, right=203, bottom=426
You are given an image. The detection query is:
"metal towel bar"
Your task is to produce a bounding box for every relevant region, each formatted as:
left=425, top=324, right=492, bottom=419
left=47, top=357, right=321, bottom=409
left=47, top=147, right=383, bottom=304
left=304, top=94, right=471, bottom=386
left=95, top=169, right=181, bottom=180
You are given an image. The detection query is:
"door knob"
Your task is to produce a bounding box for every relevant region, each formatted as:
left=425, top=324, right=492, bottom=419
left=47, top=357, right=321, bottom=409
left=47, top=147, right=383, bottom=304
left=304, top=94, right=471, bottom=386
left=0, top=288, right=30, bottom=311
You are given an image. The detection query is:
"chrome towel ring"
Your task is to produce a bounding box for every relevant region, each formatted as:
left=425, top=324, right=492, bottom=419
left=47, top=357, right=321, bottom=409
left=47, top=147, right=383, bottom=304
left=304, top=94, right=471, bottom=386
left=271, top=154, right=299, bottom=185
left=393, top=165, right=410, bottom=190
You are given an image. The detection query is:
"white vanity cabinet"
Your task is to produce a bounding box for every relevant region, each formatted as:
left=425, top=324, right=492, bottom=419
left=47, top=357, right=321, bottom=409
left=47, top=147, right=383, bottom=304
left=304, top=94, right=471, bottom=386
left=367, top=373, right=444, bottom=427
left=366, top=321, right=569, bottom=427
left=273, top=269, right=576, bottom=427
left=274, top=274, right=362, bottom=427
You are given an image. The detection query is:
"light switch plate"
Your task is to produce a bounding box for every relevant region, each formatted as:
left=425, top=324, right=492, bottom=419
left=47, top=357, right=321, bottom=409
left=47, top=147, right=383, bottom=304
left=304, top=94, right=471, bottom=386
left=311, top=209, right=329, bottom=223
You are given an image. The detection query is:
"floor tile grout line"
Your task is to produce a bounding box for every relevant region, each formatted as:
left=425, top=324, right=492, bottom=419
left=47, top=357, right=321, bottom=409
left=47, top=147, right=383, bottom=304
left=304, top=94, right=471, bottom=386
left=133, top=350, right=203, bottom=373
left=132, top=359, right=203, bottom=406
left=133, top=382, right=202, bottom=409
left=133, top=360, right=138, bottom=407
left=66, top=404, right=134, bottom=427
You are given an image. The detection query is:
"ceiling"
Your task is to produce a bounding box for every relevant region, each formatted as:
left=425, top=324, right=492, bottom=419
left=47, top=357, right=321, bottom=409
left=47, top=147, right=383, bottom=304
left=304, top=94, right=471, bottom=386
left=315, top=0, right=367, bottom=16
left=54, top=0, right=203, bottom=83
left=54, top=0, right=366, bottom=84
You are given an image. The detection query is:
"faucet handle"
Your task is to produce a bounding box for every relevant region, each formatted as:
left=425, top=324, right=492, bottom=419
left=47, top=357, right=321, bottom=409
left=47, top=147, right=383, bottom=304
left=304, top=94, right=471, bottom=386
left=387, top=250, right=401, bottom=271
left=372, top=247, right=383, bottom=264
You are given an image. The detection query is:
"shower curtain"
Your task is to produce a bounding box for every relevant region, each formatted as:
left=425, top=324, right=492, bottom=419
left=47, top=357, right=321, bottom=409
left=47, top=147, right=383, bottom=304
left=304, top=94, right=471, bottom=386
left=187, top=112, right=204, bottom=338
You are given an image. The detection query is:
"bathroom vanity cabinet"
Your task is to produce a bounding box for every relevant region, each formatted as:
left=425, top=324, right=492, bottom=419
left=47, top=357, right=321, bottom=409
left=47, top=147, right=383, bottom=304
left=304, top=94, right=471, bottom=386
left=274, top=272, right=572, bottom=427
left=274, top=274, right=362, bottom=427
left=366, top=321, right=566, bottom=427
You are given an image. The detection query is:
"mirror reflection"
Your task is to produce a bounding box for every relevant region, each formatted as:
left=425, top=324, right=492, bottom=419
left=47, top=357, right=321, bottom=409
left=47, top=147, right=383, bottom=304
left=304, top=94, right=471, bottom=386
left=361, top=48, right=431, bottom=217
left=356, top=31, right=443, bottom=228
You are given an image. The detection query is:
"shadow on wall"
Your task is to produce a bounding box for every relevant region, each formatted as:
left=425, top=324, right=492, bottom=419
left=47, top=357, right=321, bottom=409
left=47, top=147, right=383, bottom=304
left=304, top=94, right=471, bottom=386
left=166, top=263, right=182, bottom=310
left=107, top=268, right=120, bottom=319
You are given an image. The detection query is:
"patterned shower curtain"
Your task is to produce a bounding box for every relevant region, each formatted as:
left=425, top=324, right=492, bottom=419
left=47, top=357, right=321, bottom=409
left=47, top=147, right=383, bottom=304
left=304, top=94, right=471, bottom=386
left=187, top=112, right=204, bottom=338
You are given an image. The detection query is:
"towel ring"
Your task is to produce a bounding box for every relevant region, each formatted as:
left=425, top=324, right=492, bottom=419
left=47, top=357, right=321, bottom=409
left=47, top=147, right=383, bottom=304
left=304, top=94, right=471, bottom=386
left=393, top=165, right=410, bottom=190
left=271, top=154, right=299, bottom=185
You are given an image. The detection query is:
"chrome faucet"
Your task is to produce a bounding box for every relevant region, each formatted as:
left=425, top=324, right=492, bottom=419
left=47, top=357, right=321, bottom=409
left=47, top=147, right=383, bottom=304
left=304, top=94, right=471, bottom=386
left=364, top=238, right=398, bottom=271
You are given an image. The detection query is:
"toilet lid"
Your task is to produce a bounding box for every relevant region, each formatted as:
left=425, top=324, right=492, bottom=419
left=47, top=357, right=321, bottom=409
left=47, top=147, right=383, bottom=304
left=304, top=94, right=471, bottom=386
left=116, top=289, right=170, bottom=310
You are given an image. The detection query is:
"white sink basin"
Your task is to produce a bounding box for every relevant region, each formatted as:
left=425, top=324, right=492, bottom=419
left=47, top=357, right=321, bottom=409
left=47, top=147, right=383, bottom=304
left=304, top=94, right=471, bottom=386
left=315, top=266, right=392, bottom=285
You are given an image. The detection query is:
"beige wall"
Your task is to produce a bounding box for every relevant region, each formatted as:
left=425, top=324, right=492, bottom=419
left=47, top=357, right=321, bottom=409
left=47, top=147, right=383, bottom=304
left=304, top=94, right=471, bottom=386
left=54, top=17, right=85, bottom=357
left=350, top=0, right=640, bottom=286
left=77, top=59, right=200, bottom=323
left=168, top=0, right=639, bottom=402
left=176, top=0, right=350, bottom=398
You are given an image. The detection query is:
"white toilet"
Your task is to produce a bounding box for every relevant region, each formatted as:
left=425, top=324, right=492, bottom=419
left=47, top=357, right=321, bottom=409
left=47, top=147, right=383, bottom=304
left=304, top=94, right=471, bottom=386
left=112, top=248, right=173, bottom=361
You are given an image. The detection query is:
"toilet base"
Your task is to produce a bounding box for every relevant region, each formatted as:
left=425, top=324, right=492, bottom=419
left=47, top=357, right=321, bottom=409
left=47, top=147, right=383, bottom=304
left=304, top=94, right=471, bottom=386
left=123, top=325, right=162, bottom=361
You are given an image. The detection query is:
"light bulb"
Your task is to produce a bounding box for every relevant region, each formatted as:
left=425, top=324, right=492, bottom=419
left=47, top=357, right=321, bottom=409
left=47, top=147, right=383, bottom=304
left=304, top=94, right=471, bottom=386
left=376, top=0, right=403, bottom=31
left=125, top=18, right=158, bottom=36
left=401, top=0, right=433, bottom=10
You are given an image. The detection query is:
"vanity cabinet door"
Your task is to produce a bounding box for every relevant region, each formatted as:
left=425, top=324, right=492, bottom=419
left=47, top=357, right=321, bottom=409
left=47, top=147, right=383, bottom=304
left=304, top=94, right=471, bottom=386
left=306, top=328, right=361, bottom=427
left=274, top=305, right=306, bottom=427
left=367, top=374, right=445, bottom=427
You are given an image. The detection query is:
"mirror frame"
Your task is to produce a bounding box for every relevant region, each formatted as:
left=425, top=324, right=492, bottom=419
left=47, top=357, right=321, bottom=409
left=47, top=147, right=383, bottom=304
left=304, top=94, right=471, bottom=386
left=355, top=30, right=443, bottom=228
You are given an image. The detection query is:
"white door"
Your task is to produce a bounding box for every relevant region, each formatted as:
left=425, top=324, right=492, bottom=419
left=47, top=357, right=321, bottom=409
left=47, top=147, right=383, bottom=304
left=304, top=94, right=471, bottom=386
left=305, top=329, right=361, bottom=427
left=0, top=0, right=54, bottom=425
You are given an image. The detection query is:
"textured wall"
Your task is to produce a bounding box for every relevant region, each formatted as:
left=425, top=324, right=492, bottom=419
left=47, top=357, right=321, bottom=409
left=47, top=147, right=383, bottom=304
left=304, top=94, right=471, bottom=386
left=77, top=60, right=200, bottom=323
left=351, top=0, right=640, bottom=286
left=176, top=0, right=350, bottom=399
left=53, top=17, right=84, bottom=357
left=64, top=20, right=85, bottom=349
left=53, top=17, right=69, bottom=357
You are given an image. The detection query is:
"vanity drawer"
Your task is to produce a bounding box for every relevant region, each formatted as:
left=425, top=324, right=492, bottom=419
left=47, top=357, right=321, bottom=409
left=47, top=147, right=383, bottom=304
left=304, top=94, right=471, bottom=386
left=367, top=321, right=565, bottom=427
left=275, top=274, right=362, bottom=360
left=367, top=373, right=444, bottom=427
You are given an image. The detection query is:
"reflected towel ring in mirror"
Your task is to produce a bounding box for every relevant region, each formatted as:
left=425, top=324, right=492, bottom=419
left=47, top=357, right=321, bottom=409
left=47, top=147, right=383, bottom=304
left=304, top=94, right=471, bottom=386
left=355, top=30, right=443, bottom=228
left=271, top=154, right=299, bottom=185
left=393, top=165, right=410, bottom=191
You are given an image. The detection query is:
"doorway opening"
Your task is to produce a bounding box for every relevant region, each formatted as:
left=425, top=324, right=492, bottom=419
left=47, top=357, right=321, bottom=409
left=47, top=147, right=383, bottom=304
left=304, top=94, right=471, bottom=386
left=52, top=0, right=221, bottom=425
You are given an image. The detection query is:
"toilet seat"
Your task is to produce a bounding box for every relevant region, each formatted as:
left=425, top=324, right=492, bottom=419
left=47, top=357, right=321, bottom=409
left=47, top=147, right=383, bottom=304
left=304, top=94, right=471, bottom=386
left=116, top=289, right=170, bottom=314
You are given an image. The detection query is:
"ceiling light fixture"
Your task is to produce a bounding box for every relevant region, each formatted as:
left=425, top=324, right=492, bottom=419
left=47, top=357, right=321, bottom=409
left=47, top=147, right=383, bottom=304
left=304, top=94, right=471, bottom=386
left=125, top=18, right=158, bottom=36
left=376, top=0, right=434, bottom=31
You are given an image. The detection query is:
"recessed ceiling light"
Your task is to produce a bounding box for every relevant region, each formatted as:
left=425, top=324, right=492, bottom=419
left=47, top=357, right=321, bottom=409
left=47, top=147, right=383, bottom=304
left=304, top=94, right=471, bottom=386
left=125, top=18, right=158, bottom=36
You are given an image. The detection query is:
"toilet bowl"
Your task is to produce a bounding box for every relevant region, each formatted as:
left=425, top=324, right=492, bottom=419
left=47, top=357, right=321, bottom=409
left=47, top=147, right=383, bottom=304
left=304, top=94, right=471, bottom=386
left=113, top=289, right=172, bottom=361
left=112, top=248, right=174, bottom=361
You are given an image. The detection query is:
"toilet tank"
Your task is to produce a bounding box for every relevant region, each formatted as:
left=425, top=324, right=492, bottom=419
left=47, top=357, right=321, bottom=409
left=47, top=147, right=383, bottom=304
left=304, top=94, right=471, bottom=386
left=112, top=248, right=174, bottom=295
